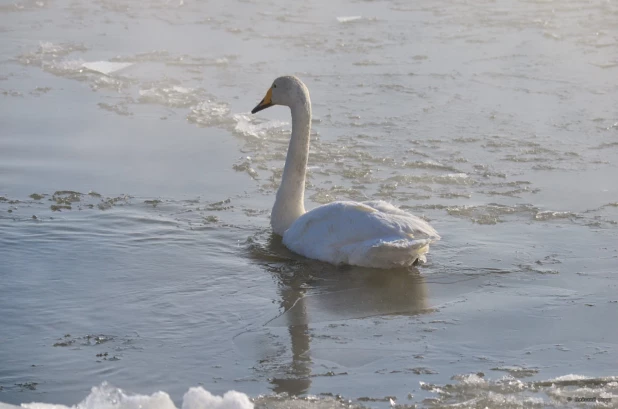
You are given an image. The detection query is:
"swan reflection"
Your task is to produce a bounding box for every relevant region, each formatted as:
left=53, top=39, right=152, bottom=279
left=245, top=233, right=431, bottom=395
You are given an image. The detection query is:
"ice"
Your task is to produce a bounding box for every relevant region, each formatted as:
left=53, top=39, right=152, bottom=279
left=336, top=16, right=362, bottom=23
left=81, top=62, right=133, bottom=76
left=459, top=373, right=487, bottom=385
left=17, top=383, right=252, bottom=409
left=45, top=59, right=86, bottom=75
left=534, top=210, right=578, bottom=220
left=232, top=114, right=288, bottom=139
left=187, top=100, right=234, bottom=127
left=139, top=85, right=201, bottom=108
left=445, top=173, right=469, bottom=179
left=3, top=377, right=618, bottom=409
left=37, top=42, right=86, bottom=56
left=550, top=374, right=591, bottom=382
left=182, top=387, right=252, bottom=409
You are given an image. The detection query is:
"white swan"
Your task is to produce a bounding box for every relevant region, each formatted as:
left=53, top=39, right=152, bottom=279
left=251, top=76, right=440, bottom=269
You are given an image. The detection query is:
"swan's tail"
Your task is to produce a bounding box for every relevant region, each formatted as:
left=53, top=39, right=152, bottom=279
left=345, top=237, right=435, bottom=268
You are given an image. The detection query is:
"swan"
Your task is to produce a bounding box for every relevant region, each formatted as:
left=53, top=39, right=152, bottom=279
left=251, top=76, right=440, bottom=269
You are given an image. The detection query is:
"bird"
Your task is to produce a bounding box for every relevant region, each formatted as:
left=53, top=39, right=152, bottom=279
left=251, top=76, right=440, bottom=269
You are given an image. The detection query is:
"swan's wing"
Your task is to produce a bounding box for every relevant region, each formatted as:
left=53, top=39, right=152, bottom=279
left=362, top=200, right=441, bottom=239
left=283, top=202, right=382, bottom=250
left=282, top=201, right=439, bottom=267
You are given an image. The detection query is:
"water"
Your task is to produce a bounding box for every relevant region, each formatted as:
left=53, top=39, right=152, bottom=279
left=1, top=0, right=617, bottom=407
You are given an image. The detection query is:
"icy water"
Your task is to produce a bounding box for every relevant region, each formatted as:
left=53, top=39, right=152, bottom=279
left=1, top=0, right=618, bottom=408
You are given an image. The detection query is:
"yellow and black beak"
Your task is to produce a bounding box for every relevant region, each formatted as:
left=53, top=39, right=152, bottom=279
left=251, top=88, right=274, bottom=114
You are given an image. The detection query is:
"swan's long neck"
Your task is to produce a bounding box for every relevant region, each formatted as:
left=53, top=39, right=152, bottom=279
left=271, top=93, right=311, bottom=236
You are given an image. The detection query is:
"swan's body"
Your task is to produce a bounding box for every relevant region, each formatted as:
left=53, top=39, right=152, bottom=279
left=251, top=76, right=440, bottom=268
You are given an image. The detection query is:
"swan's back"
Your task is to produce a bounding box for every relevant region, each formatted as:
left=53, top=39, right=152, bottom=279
left=282, top=200, right=440, bottom=268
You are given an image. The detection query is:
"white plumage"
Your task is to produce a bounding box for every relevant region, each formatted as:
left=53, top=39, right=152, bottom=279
left=251, top=76, right=440, bottom=269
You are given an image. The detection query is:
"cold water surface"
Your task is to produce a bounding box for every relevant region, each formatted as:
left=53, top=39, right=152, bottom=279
left=1, top=0, right=617, bottom=407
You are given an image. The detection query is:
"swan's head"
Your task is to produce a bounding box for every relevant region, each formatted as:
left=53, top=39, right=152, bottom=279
left=251, top=76, right=309, bottom=114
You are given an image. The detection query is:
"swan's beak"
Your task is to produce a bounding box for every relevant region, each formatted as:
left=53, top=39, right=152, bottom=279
left=251, top=88, right=274, bottom=114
